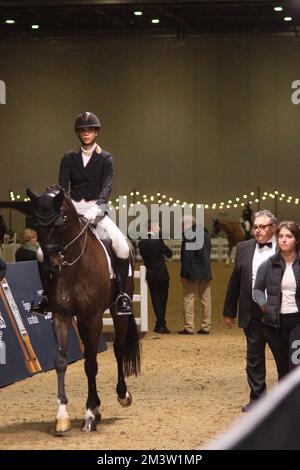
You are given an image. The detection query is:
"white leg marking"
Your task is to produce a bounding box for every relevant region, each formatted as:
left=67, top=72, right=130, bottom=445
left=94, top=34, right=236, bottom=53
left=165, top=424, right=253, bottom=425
left=56, top=399, right=69, bottom=420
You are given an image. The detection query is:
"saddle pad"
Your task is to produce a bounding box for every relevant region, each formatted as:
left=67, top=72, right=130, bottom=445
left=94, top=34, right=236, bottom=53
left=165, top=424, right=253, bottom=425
left=89, top=226, right=132, bottom=279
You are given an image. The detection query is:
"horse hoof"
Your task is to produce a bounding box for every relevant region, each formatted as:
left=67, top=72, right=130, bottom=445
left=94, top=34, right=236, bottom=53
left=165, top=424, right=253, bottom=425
left=81, top=417, right=98, bottom=432
left=117, top=391, right=132, bottom=407
left=55, top=417, right=71, bottom=436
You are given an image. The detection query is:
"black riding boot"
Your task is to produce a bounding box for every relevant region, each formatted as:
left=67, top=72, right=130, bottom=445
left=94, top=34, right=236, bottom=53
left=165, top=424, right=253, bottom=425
left=115, top=257, right=132, bottom=314
left=31, top=259, right=50, bottom=315
left=31, top=294, right=49, bottom=315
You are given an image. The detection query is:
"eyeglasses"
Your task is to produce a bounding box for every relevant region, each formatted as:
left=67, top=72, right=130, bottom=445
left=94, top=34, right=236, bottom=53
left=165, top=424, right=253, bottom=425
left=252, top=223, right=273, bottom=231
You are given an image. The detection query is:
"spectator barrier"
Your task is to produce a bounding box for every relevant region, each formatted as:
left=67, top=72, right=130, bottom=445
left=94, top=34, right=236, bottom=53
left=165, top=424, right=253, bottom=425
left=0, top=261, right=148, bottom=387
left=0, top=261, right=106, bottom=387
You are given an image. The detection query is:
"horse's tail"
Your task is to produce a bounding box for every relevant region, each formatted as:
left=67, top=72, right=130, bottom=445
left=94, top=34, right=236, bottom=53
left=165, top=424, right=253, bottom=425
left=124, top=314, right=141, bottom=377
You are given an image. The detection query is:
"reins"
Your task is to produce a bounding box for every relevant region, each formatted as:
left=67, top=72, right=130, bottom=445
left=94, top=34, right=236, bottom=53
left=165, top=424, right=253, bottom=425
left=58, top=218, right=90, bottom=268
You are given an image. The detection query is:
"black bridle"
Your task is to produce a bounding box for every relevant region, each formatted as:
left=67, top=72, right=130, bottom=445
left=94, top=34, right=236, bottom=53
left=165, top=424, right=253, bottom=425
left=35, top=205, right=90, bottom=272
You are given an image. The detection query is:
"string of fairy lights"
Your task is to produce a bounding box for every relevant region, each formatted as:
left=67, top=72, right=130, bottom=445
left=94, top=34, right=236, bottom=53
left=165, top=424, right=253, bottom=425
left=9, top=189, right=300, bottom=210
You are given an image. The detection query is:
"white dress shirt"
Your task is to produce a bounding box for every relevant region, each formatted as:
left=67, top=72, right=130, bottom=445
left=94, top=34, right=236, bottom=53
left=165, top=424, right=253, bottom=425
left=252, top=236, right=276, bottom=293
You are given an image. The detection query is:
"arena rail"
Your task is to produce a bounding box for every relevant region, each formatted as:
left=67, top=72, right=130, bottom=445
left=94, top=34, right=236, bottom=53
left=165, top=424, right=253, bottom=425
left=135, top=238, right=235, bottom=263
left=1, top=237, right=235, bottom=264
left=103, top=265, right=148, bottom=332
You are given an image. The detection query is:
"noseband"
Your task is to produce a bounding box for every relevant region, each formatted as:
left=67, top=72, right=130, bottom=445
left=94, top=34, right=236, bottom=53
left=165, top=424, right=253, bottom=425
left=36, top=206, right=89, bottom=272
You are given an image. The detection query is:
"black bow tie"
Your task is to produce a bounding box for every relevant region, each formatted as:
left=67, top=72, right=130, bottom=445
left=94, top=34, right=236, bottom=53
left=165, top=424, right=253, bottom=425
left=258, top=242, right=272, bottom=249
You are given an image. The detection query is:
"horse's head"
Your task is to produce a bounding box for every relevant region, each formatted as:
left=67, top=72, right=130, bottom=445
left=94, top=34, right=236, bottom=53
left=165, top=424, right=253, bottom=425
left=26, top=185, right=69, bottom=271
left=211, top=218, right=220, bottom=237
left=27, top=185, right=65, bottom=226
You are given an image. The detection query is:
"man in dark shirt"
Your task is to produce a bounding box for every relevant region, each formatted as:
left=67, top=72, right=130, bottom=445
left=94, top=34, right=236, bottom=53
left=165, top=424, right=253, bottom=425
left=139, top=221, right=173, bottom=334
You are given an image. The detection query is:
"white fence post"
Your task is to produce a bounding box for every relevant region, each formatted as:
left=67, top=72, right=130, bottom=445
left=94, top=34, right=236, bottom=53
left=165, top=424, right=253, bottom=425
left=136, top=239, right=230, bottom=262
left=139, top=265, right=148, bottom=332
left=103, top=265, right=148, bottom=332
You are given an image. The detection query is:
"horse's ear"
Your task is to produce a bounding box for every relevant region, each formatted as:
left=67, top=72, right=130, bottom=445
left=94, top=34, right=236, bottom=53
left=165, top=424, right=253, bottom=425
left=53, top=189, right=64, bottom=211
left=26, top=188, right=39, bottom=202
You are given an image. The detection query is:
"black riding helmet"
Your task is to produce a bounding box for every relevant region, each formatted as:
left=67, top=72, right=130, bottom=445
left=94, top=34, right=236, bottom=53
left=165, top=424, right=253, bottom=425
left=74, top=112, right=101, bottom=131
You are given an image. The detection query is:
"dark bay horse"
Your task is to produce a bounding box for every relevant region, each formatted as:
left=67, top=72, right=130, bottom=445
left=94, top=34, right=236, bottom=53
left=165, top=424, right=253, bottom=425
left=212, top=219, right=247, bottom=263
left=26, top=185, right=140, bottom=435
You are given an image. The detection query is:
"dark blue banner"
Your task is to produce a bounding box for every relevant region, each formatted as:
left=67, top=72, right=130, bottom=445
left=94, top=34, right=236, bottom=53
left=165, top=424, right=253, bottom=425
left=0, top=261, right=106, bottom=387
left=0, top=293, right=31, bottom=386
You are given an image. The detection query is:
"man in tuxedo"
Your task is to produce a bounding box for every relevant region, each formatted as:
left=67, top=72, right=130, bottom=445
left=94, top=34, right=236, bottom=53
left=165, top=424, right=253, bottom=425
left=223, top=210, right=288, bottom=412
left=138, top=221, right=173, bottom=334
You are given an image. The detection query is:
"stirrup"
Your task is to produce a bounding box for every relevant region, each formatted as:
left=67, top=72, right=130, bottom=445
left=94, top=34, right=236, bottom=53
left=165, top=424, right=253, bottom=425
left=30, top=296, right=49, bottom=315
left=115, top=293, right=132, bottom=315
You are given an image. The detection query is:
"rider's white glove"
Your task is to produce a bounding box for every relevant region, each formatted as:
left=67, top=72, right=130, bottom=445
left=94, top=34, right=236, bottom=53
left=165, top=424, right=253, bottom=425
left=84, top=206, right=102, bottom=224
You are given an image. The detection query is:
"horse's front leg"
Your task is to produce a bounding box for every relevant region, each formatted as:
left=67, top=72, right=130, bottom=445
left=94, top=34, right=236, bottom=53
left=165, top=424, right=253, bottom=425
left=77, top=316, right=102, bottom=432
left=52, top=313, right=72, bottom=435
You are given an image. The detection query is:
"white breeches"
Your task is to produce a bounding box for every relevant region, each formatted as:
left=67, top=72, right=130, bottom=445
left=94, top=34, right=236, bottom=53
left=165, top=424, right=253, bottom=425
left=99, top=215, right=129, bottom=259
left=72, top=200, right=129, bottom=259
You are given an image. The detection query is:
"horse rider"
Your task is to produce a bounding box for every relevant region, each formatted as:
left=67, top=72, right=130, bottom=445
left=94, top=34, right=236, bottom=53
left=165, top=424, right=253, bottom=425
left=242, top=201, right=253, bottom=240
left=32, top=112, right=132, bottom=315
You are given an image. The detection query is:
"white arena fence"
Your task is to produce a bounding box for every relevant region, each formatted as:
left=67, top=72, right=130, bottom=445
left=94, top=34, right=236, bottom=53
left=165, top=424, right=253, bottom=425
left=1, top=237, right=234, bottom=264
left=136, top=238, right=235, bottom=263
left=103, top=265, right=148, bottom=332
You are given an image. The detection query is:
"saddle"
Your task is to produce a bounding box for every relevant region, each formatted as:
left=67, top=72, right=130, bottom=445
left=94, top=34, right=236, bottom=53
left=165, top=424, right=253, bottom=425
left=88, top=225, right=132, bottom=278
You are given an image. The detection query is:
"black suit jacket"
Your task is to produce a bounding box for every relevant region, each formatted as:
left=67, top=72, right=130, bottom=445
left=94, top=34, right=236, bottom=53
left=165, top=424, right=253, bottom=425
left=138, top=237, right=173, bottom=282
left=58, top=147, right=113, bottom=210
left=180, top=228, right=212, bottom=280
left=223, top=239, right=257, bottom=329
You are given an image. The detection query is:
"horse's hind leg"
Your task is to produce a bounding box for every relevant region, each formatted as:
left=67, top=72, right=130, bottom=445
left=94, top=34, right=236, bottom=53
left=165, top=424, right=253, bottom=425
left=112, top=310, right=132, bottom=407
left=52, top=314, right=72, bottom=435
left=77, top=316, right=102, bottom=432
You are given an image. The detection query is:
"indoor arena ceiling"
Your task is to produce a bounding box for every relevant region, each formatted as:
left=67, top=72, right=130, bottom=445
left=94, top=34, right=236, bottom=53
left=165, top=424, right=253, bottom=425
left=1, top=1, right=300, bottom=39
